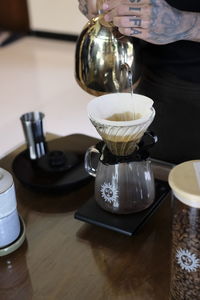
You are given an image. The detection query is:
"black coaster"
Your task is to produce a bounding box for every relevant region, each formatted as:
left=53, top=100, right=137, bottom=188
left=12, top=150, right=91, bottom=192
left=74, top=180, right=170, bottom=236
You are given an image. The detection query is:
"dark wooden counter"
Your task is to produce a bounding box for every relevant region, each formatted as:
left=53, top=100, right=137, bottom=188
left=0, top=134, right=172, bottom=300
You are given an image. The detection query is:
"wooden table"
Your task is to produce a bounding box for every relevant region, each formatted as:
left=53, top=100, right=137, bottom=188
left=0, top=134, right=172, bottom=300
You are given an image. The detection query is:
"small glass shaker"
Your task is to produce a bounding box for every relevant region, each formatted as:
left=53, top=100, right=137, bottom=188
left=168, top=160, right=200, bottom=300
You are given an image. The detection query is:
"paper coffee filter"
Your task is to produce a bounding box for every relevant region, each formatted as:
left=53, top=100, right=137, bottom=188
left=87, top=93, right=155, bottom=156
left=87, top=93, right=153, bottom=126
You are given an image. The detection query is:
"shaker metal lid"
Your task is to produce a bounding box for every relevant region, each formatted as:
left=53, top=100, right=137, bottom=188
left=0, top=168, right=16, bottom=218
left=168, top=160, right=200, bottom=208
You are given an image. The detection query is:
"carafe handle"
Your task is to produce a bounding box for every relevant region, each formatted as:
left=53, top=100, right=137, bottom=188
left=84, top=146, right=100, bottom=177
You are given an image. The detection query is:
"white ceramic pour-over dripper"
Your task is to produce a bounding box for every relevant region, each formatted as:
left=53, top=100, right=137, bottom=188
left=87, top=93, right=155, bottom=156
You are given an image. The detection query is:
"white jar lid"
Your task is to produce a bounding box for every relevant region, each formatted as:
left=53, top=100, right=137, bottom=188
left=0, top=168, right=17, bottom=218
left=168, top=160, right=200, bottom=208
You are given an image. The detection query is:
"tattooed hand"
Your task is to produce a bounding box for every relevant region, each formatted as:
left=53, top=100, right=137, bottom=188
left=78, top=0, right=98, bottom=19
left=103, top=0, right=200, bottom=44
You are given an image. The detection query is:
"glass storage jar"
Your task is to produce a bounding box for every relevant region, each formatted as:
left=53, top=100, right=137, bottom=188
left=168, top=160, right=200, bottom=300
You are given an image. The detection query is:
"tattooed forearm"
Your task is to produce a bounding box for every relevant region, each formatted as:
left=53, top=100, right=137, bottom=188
left=79, top=0, right=89, bottom=18
left=82, top=5, right=89, bottom=17
left=149, top=0, right=200, bottom=44
left=103, top=0, right=200, bottom=44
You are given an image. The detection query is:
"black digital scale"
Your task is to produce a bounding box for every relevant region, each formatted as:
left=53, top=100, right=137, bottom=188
left=75, top=179, right=170, bottom=236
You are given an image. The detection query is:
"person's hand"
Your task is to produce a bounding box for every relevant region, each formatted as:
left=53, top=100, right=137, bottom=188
left=78, top=0, right=98, bottom=19
left=103, top=0, right=198, bottom=44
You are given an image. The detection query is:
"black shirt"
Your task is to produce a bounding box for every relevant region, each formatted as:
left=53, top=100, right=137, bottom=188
left=142, top=0, right=200, bottom=83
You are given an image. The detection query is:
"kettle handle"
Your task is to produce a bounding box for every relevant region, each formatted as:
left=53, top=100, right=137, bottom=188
left=97, top=0, right=106, bottom=14
left=84, top=146, right=100, bottom=177
left=120, top=63, right=134, bottom=96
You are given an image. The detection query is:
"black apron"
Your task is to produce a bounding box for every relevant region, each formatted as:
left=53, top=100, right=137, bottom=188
left=135, top=69, right=200, bottom=164
left=133, top=1, right=200, bottom=164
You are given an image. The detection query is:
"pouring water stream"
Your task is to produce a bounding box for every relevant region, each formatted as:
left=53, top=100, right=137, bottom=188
left=120, top=63, right=135, bottom=120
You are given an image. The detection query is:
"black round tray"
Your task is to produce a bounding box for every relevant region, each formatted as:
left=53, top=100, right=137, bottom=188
left=12, top=150, right=91, bottom=192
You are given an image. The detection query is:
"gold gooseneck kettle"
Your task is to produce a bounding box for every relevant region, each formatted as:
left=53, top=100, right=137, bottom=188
left=75, top=0, right=138, bottom=96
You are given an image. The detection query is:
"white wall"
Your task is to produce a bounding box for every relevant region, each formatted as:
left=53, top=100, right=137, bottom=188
left=27, top=0, right=87, bottom=35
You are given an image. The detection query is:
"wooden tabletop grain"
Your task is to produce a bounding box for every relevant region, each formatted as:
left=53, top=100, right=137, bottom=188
left=0, top=134, right=173, bottom=300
